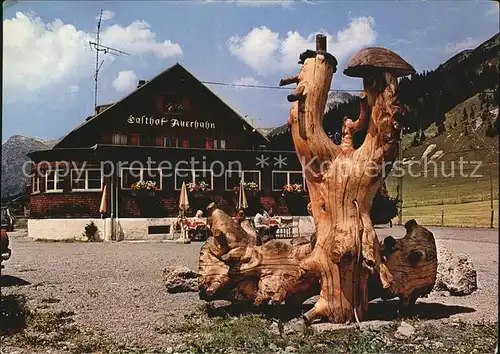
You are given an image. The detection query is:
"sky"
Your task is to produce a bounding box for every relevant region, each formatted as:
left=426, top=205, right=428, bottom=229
left=2, top=0, right=499, bottom=141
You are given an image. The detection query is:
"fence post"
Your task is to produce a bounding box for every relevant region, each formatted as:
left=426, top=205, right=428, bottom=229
left=441, top=208, right=444, bottom=227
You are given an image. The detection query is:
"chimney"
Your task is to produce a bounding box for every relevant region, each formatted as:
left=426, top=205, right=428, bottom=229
left=137, top=80, right=146, bottom=88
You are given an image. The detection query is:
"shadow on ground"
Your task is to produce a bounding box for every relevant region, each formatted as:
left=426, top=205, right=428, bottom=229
left=0, top=275, right=31, bottom=287
left=204, top=297, right=475, bottom=322
left=1, top=294, right=28, bottom=335
left=367, top=299, right=475, bottom=320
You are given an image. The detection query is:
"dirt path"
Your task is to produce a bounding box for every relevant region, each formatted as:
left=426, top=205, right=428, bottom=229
left=1, top=227, right=497, bottom=351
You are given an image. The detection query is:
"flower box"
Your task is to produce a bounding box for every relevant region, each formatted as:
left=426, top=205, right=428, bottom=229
left=281, top=183, right=305, bottom=197
left=232, top=182, right=260, bottom=196
left=131, top=181, right=160, bottom=197
left=187, top=181, right=211, bottom=195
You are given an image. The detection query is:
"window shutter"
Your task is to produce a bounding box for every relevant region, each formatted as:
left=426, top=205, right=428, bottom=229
left=102, top=133, right=112, bottom=144
left=183, top=97, right=190, bottom=111
left=130, top=134, right=140, bottom=146
left=157, top=96, right=163, bottom=115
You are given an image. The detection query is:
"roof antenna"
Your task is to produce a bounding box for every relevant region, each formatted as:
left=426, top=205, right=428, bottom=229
left=89, top=9, right=131, bottom=114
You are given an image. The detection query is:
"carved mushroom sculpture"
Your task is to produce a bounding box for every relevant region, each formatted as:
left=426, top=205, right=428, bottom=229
left=344, top=47, right=415, bottom=106
left=341, top=48, right=416, bottom=150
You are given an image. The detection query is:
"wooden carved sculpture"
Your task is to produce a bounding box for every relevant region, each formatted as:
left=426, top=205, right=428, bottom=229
left=198, top=35, right=437, bottom=324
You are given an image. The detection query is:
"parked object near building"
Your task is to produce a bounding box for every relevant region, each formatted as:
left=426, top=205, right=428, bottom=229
left=1, top=229, right=11, bottom=268
left=1, top=206, right=15, bottom=232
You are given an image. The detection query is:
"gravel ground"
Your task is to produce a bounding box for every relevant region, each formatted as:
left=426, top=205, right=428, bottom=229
left=1, top=226, right=498, bottom=351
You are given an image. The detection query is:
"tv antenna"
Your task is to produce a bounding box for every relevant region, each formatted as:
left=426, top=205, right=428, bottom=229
left=89, top=9, right=131, bottom=113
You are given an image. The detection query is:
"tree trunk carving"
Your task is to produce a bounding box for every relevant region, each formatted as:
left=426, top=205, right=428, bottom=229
left=198, top=35, right=437, bottom=324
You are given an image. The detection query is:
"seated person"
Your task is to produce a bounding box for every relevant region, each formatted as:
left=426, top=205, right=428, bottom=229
left=267, top=207, right=281, bottom=227
left=234, top=209, right=246, bottom=224
left=192, top=210, right=206, bottom=223
left=254, top=207, right=278, bottom=241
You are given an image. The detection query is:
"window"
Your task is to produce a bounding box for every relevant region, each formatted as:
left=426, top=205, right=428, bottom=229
left=213, top=139, right=226, bottom=150
left=205, top=138, right=214, bottom=150
left=182, top=139, right=190, bottom=148
left=164, top=136, right=180, bottom=148
left=162, top=93, right=183, bottom=115
left=112, top=134, right=127, bottom=145
left=121, top=168, right=141, bottom=189
left=32, top=174, right=41, bottom=194
left=71, top=169, right=102, bottom=191
left=272, top=171, right=305, bottom=191
left=225, top=170, right=261, bottom=191
left=130, top=134, right=140, bottom=146
left=121, top=168, right=161, bottom=189
left=175, top=169, right=213, bottom=190
left=45, top=169, right=65, bottom=192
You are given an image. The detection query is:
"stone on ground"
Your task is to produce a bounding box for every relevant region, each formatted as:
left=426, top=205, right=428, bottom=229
left=435, top=245, right=477, bottom=296
left=163, top=266, right=198, bottom=293
left=395, top=321, right=415, bottom=339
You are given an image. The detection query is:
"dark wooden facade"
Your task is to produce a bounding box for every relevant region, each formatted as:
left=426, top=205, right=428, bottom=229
left=28, top=64, right=310, bottom=219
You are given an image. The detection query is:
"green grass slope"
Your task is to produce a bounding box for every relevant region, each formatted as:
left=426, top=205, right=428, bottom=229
left=386, top=92, right=499, bottom=227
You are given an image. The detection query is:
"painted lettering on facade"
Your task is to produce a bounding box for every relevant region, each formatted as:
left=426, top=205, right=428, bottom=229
left=127, top=115, right=216, bottom=129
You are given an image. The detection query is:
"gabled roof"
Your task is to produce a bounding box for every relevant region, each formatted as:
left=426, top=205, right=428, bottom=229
left=55, top=63, right=267, bottom=149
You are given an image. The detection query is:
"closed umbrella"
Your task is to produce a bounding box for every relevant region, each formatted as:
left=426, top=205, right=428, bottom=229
left=237, top=180, right=248, bottom=210
left=179, top=181, right=190, bottom=217
left=99, top=184, right=108, bottom=214
left=178, top=182, right=190, bottom=243
left=99, top=184, right=108, bottom=241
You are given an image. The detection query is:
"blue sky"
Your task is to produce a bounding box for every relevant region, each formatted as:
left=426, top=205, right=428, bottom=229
left=2, top=0, right=499, bottom=141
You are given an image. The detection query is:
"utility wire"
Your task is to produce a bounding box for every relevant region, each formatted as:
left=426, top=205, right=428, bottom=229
left=201, top=80, right=363, bottom=93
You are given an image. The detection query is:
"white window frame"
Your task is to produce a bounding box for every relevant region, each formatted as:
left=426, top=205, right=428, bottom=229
left=225, top=170, right=261, bottom=191
left=165, top=136, right=180, bottom=148
left=32, top=174, right=41, bottom=194
left=120, top=167, right=162, bottom=190
left=174, top=169, right=214, bottom=191
left=45, top=169, right=64, bottom=193
left=271, top=170, right=306, bottom=191
left=71, top=168, right=103, bottom=192
left=112, top=133, right=128, bottom=145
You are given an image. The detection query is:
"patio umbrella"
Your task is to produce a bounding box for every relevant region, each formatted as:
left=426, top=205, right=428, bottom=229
left=99, top=184, right=107, bottom=241
left=237, top=180, right=248, bottom=210
left=99, top=184, right=108, bottom=214
left=179, top=181, right=190, bottom=218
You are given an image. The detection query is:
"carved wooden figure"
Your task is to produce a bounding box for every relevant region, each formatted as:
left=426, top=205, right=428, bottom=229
left=198, top=35, right=437, bottom=325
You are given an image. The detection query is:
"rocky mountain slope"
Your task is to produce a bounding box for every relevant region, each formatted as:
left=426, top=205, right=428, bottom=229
left=1, top=135, right=58, bottom=200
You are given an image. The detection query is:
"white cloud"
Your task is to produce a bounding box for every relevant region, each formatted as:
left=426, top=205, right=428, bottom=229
left=486, top=1, right=499, bottom=17
left=444, top=37, right=480, bottom=54
left=202, top=0, right=298, bottom=8
left=413, top=24, right=439, bottom=37
left=228, top=17, right=377, bottom=74
left=228, top=26, right=280, bottom=73
left=101, top=21, right=183, bottom=58
left=233, top=76, right=260, bottom=86
left=3, top=12, right=182, bottom=101
left=98, top=10, right=115, bottom=21
left=112, top=71, right=138, bottom=93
